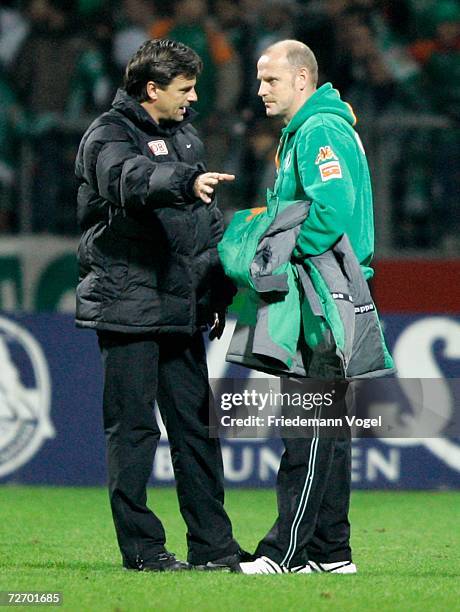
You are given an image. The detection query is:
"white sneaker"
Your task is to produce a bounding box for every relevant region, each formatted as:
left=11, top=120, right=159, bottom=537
left=236, top=556, right=289, bottom=574
left=309, top=560, right=357, bottom=574
left=289, top=563, right=313, bottom=574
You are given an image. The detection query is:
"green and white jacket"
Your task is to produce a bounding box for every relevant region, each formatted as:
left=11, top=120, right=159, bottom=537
left=218, top=84, right=394, bottom=379
left=275, top=82, right=374, bottom=279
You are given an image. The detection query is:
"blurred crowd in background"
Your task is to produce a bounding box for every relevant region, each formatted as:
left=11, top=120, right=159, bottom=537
left=0, top=0, right=459, bottom=253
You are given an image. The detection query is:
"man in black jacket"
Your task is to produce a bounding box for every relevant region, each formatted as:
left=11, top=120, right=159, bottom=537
left=75, top=39, right=242, bottom=572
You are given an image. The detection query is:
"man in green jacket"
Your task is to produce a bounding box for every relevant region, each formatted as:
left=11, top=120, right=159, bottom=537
left=236, top=39, right=374, bottom=575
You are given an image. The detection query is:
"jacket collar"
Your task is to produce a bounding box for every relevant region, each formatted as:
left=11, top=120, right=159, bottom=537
left=283, top=83, right=355, bottom=135
left=111, top=89, right=197, bottom=136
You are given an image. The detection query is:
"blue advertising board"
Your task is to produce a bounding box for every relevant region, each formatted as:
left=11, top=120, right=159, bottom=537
left=0, top=312, right=459, bottom=489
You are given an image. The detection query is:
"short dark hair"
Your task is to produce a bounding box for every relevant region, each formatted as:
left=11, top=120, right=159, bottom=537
left=123, top=39, right=203, bottom=102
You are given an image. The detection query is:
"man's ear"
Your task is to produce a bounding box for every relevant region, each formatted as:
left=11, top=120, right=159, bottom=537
left=297, top=67, right=310, bottom=91
left=145, top=81, right=159, bottom=102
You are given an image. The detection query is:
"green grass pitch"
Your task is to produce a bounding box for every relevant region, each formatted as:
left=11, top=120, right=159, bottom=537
left=1, top=487, right=459, bottom=611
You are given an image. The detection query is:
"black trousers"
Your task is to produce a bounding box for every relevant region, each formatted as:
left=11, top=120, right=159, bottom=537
left=255, top=384, right=352, bottom=567
left=98, top=330, right=239, bottom=566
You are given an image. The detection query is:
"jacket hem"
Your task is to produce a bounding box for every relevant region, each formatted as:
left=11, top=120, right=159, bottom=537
left=252, top=343, right=292, bottom=368
left=226, top=352, right=291, bottom=375
left=345, top=367, right=396, bottom=381
left=251, top=273, right=289, bottom=293
left=75, top=319, right=196, bottom=335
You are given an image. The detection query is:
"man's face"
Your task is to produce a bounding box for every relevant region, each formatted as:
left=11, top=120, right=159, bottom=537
left=153, top=75, right=198, bottom=122
left=257, top=51, right=301, bottom=122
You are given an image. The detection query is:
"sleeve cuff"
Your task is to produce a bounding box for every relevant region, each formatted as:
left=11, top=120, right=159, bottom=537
left=182, top=169, right=202, bottom=202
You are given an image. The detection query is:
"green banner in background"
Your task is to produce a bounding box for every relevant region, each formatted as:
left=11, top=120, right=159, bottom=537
left=0, top=237, right=248, bottom=315
left=0, top=255, right=23, bottom=310
left=34, top=254, right=78, bottom=312
left=0, top=237, right=78, bottom=313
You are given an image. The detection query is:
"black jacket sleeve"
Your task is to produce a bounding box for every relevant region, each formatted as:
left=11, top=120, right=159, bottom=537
left=82, top=124, right=200, bottom=209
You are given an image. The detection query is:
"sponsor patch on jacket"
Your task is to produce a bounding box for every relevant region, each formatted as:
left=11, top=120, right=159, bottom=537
left=319, top=160, right=342, bottom=181
left=148, top=140, right=169, bottom=156
left=315, top=146, right=338, bottom=165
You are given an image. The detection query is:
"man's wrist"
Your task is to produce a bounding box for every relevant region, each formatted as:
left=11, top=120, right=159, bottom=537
left=184, top=170, right=203, bottom=202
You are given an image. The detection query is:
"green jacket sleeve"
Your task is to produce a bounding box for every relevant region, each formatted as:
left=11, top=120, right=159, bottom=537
left=293, top=125, right=356, bottom=257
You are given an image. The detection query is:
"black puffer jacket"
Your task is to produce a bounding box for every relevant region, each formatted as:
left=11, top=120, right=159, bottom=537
left=75, top=89, right=234, bottom=334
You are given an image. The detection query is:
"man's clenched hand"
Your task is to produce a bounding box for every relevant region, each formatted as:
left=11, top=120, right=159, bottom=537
left=193, top=172, right=235, bottom=204
left=208, top=311, right=226, bottom=341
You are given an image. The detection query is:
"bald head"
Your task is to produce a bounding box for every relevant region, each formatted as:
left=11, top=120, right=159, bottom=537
left=257, top=39, right=318, bottom=122
left=263, top=40, right=318, bottom=87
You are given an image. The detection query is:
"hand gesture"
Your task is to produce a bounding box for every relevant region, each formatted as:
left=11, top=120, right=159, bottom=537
left=193, top=172, right=235, bottom=204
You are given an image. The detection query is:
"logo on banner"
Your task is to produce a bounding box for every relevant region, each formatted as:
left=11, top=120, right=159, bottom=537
left=148, top=140, right=169, bottom=156
left=0, top=316, right=54, bottom=478
left=208, top=315, right=460, bottom=487
left=373, top=317, right=460, bottom=473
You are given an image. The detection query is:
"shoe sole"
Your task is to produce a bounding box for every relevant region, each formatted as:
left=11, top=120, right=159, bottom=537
left=309, top=561, right=357, bottom=574
left=191, top=563, right=233, bottom=572
left=123, top=565, right=191, bottom=572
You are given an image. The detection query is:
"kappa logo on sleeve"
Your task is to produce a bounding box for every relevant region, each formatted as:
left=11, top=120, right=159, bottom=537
left=315, top=146, right=338, bottom=165
left=148, top=140, right=169, bottom=156
left=319, top=160, right=343, bottom=181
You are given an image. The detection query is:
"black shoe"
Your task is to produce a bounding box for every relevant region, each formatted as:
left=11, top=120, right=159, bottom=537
left=191, top=548, right=255, bottom=571
left=123, top=551, right=190, bottom=572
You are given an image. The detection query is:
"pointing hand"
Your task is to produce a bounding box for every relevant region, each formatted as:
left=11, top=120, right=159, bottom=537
left=193, top=172, right=235, bottom=204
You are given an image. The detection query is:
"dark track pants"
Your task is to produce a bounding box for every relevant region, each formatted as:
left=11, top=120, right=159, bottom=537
left=255, top=386, right=352, bottom=568
left=98, top=330, right=239, bottom=567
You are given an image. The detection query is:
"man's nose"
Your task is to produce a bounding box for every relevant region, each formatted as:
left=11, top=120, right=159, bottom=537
left=188, top=88, right=198, bottom=102
left=258, top=82, right=268, bottom=97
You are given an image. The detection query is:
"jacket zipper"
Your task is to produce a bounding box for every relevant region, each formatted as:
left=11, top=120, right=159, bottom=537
left=170, top=133, right=197, bottom=333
